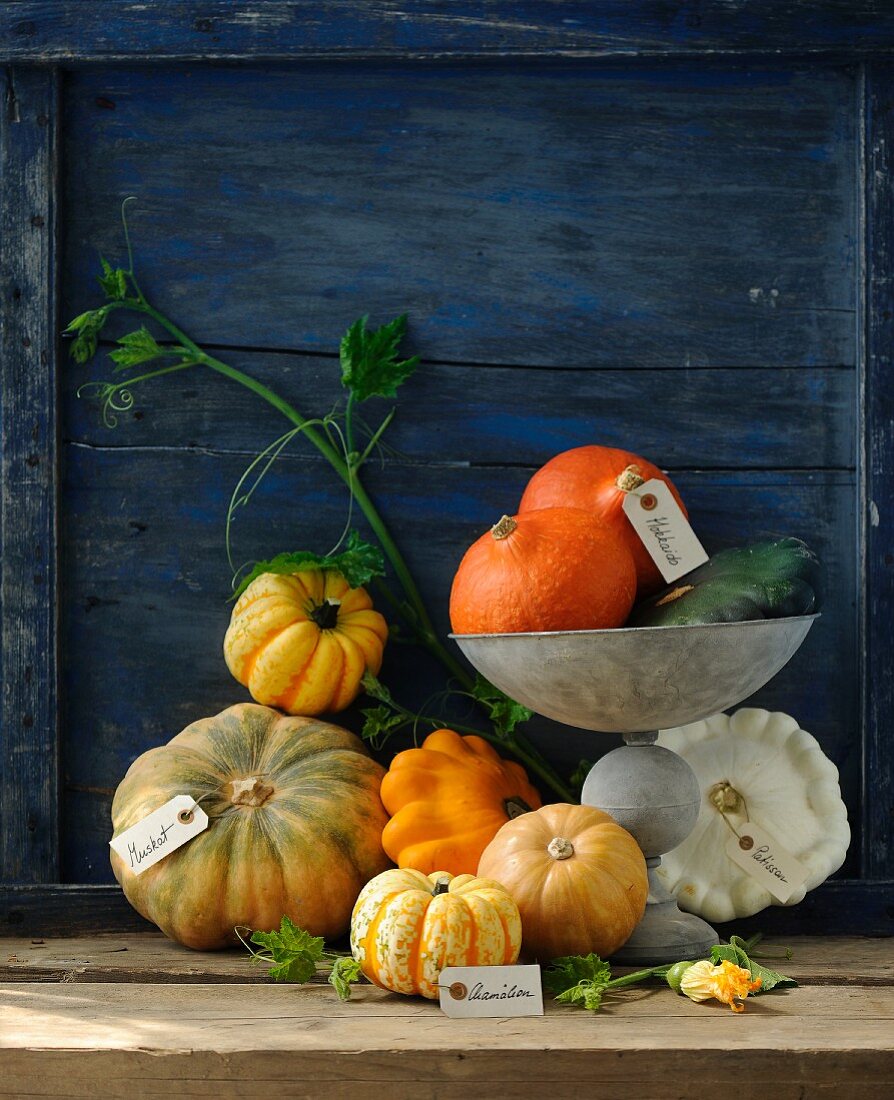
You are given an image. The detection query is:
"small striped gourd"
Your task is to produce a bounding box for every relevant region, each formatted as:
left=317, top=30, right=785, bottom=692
left=350, top=868, right=522, bottom=999
left=224, top=570, right=387, bottom=716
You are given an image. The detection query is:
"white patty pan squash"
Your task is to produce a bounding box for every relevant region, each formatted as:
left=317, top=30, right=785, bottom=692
left=656, top=708, right=849, bottom=922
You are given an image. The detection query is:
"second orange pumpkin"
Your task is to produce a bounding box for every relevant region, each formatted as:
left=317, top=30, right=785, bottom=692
left=449, top=506, right=637, bottom=635
left=380, top=729, right=542, bottom=876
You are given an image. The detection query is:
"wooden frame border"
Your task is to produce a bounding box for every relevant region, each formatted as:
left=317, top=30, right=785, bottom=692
left=0, top=4, right=892, bottom=934
left=0, top=66, right=60, bottom=886
left=1, top=2, right=894, bottom=63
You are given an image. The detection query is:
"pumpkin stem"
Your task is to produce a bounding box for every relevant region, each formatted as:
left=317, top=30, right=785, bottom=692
left=309, top=598, right=341, bottom=630
left=432, top=878, right=451, bottom=896
left=709, top=781, right=744, bottom=815
left=655, top=584, right=695, bottom=607
left=504, top=797, right=532, bottom=820
left=547, top=836, right=575, bottom=861
left=616, top=464, right=646, bottom=493
left=490, top=515, right=518, bottom=541
left=229, top=776, right=275, bottom=808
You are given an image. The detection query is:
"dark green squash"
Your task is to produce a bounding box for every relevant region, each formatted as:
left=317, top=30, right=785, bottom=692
left=628, top=538, right=821, bottom=627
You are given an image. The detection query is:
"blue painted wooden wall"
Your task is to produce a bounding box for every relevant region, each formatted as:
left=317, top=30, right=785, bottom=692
left=57, top=61, right=860, bottom=884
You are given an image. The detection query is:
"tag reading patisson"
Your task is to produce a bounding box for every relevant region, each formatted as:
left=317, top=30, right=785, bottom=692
left=109, top=795, right=208, bottom=875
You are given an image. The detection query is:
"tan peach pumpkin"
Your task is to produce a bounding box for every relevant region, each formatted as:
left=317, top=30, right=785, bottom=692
left=478, top=803, right=648, bottom=961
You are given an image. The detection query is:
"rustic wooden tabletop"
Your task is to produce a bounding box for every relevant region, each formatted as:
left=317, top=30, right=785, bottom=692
left=1, top=934, right=892, bottom=1098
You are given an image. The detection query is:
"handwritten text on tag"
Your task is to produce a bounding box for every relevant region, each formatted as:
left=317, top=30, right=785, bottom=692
left=621, top=478, right=709, bottom=583
left=725, top=822, right=809, bottom=904
left=109, top=795, right=208, bottom=876
left=438, top=965, right=543, bottom=1018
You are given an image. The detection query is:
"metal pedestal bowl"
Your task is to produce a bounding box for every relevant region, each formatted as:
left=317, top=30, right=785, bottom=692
left=452, top=615, right=817, bottom=964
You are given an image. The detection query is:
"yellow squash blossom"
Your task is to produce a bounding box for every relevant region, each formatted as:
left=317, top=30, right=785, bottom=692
left=679, top=959, right=762, bottom=1013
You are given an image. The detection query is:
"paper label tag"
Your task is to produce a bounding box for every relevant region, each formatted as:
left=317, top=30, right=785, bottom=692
left=725, top=822, right=809, bottom=904
left=621, top=478, right=709, bottom=583
left=438, top=965, right=543, bottom=1018
left=109, top=795, right=209, bottom=876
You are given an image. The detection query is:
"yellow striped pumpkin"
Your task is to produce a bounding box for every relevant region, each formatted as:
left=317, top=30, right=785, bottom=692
left=223, top=570, right=387, bottom=716
left=350, top=868, right=522, bottom=999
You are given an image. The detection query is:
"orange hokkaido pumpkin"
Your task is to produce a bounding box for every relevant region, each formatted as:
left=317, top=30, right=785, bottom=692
left=519, top=445, right=688, bottom=596
left=350, top=868, right=522, bottom=999
left=223, top=569, right=387, bottom=716
left=449, top=507, right=637, bottom=635
left=478, top=803, right=648, bottom=960
left=380, top=729, right=542, bottom=876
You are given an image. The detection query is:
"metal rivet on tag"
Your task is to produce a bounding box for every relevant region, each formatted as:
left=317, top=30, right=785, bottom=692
left=739, top=835, right=754, bottom=851
left=640, top=493, right=658, bottom=511
left=449, top=982, right=468, bottom=1000
left=177, top=809, right=194, bottom=825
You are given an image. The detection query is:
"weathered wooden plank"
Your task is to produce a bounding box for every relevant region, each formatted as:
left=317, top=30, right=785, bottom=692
left=63, top=63, right=856, bottom=368
left=4, top=2, right=894, bottom=62
left=2, top=933, right=891, bottom=984
left=64, top=354, right=857, bottom=470
left=2, top=880, right=891, bottom=939
left=0, top=886, right=150, bottom=937
left=0, top=67, right=60, bottom=883
left=862, top=63, right=894, bottom=880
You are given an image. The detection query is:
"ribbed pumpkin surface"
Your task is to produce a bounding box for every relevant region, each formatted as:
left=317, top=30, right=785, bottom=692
left=224, top=571, right=387, bottom=715
left=110, top=703, right=391, bottom=949
left=350, top=868, right=522, bottom=999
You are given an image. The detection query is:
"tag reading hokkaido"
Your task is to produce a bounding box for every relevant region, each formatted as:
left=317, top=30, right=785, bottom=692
left=621, top=477, right=709, bottom=583
left=438, top=965, right=543, bottom=1018
left=109, top=795, right=208, bottom=876
left=725, top=822, right=809, bottom=904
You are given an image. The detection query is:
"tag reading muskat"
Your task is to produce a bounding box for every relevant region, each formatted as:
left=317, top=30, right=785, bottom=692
left=724, top=822, right=809, bottom=904
left=438, top=965, right=544, bottom=1019
left=109, top=795, right=209, bottom=876
left=621, top=477, right=709, bottom=583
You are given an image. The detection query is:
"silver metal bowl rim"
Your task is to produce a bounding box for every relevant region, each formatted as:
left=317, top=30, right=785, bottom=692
left=449, top=612, right=820, bottom=643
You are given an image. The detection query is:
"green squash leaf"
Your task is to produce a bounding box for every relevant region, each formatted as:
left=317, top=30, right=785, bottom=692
left=250, top=916, right=325, bottom=984
left=98, top=257, right=128, bottom=301
left=340, top=314, right=420, bottom=402
left=471, top=674, right=533, bottom=738
left=65, top=307, right=110, bottom=364
left=544, top=953, right=613, bottom=1013
left=109, top=327, right=165, bottom=369
left=329, top=956, right=364, bottom=1001
left=232, top=532, right=386, bottom=600
left=360, top=704, right=407, bottom=750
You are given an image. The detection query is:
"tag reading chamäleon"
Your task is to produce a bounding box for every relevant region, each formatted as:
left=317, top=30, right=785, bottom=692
left=438, top=965, right=544, bottom=1019
left=621, top=477, right=709, bottom=583
left=725, top=822, right=809, bottom=904
left=109, top=795, right=209, bottom=876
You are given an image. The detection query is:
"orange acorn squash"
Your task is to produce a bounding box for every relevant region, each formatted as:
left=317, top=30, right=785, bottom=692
left=518, top=445, right=688, bottom=597
left=350, top=868, right=522, bottom=998
left=449, top=506, right=636, bottom=635
left=110, top=703, right=391, bottom=949
left=478, top=803, right=648, bottom=960
left=223, top=569, right=387, bottom=715
left=380, top=729, right=542, bottom=876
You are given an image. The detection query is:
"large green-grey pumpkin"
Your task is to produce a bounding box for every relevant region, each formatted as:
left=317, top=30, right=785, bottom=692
left=110, top=703, right=391, bottom=949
